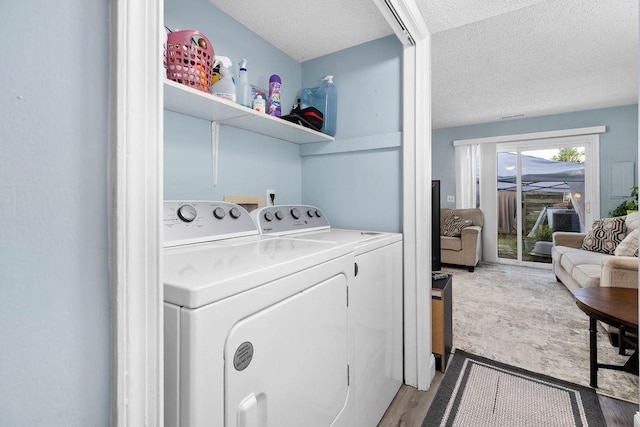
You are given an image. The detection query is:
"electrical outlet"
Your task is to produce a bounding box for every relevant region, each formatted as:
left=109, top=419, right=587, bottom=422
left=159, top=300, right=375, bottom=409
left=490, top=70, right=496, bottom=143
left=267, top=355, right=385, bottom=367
left=266, top=189, right=276, bottom=206
left=447, top=195, right=455, bottom=203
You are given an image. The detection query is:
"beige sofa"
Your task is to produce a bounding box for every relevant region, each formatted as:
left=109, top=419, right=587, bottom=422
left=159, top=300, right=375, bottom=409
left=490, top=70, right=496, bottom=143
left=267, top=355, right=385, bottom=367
left=551, top=213, right=638, bottom=291
left=440, top=208, right=483, bottom=272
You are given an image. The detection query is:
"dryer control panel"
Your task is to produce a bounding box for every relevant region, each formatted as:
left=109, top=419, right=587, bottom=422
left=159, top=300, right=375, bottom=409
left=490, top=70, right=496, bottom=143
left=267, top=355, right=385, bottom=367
left=164, top=201, right=258, bottom=247
left=252, top=205, right=330, bottom=235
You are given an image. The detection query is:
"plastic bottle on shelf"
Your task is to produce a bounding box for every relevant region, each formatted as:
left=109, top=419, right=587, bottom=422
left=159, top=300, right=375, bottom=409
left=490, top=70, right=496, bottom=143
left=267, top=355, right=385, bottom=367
left=235, top=59, right=252, bottom=108
left=210, top=56, right=236, bottom=102
left=252, top=92, right=265, bottom=113
left=301, top=75, right=337, bottom=136
left=267, top=74, right=282, bottom=117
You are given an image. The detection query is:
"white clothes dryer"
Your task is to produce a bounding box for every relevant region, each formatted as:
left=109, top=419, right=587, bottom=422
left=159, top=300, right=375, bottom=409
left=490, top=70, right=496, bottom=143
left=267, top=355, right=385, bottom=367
left=163, top=201, right=355, bottom=427
left=251, top=205, right=403, bottom=427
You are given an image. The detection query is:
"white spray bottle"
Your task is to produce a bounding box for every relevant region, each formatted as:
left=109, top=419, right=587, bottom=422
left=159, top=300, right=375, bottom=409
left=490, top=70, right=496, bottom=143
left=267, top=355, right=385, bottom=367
left=210, top=56, right=236, bottom=102
left=235, top=59, right=252, bottom=108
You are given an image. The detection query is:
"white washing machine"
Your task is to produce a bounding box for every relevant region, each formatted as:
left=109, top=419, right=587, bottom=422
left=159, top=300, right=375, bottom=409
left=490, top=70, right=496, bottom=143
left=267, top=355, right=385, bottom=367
left=163, top=201, right=355, bottom=427
left=251, top=205, right=403, bottom=427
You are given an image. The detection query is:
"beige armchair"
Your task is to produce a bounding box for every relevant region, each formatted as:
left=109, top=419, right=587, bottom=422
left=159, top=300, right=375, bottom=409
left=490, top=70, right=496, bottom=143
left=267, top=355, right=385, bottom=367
left=440, top=208, right=484, bottom=272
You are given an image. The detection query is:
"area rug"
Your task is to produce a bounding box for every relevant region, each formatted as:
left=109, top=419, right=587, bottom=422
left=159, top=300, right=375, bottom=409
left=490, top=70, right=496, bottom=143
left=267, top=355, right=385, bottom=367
left=443, top=263, right=638, bottom=403
left=423, top=350, right=606, bottom=426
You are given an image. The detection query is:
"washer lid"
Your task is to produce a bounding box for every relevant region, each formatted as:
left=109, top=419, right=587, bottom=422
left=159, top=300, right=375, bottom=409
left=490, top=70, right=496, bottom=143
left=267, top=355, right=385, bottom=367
left=282, top=228, right=402, bottom=255
left=164, top=237, right=352, bottom=308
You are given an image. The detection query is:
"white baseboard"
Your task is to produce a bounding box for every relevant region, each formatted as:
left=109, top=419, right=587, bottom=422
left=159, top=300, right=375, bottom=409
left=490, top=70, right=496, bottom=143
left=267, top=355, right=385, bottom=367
left=634, top=411, right=640, bottom=427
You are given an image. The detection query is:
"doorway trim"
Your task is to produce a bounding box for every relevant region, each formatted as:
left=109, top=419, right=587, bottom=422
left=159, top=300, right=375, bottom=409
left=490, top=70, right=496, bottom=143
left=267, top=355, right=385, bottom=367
left=110, top=0, right=164, bottom=424
left=112, top=0, right=433, bottom=424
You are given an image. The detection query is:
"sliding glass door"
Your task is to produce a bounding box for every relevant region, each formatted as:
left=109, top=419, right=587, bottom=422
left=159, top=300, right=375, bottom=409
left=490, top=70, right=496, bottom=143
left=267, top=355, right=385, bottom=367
left=496, top=137, right=597, bottom=266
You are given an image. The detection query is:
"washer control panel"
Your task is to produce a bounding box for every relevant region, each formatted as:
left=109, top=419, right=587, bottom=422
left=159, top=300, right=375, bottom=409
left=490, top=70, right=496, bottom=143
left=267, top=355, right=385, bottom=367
left=164, top=201, right=258, bottom=247
left=252, top=205, right=330, bottom=235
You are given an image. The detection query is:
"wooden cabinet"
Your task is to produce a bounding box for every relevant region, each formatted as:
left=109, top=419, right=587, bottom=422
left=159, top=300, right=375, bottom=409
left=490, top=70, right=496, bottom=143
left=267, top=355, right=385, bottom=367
left=431, top=274, right=452, bottom=372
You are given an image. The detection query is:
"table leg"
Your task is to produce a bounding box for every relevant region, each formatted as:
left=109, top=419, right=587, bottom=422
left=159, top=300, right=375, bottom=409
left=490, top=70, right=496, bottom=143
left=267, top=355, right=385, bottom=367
left=590, top=316, right=598, bottom=388
left=619, top=326, right=626, bottom=355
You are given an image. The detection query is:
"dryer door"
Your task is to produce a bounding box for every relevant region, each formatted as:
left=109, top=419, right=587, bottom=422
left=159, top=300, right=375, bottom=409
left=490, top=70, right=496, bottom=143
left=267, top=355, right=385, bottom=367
left=225, top=273, right=349, bottom=427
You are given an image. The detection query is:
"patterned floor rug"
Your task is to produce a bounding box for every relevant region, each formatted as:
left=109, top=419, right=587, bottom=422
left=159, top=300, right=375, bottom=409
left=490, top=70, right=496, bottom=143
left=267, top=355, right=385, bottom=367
left=423, top=350, right=606, bottom=426
left=443, top=262, right=638, bottom=403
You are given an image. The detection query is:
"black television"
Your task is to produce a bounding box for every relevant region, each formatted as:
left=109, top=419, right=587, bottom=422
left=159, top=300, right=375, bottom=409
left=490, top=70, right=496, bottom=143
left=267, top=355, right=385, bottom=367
left=432, top=180, right=441, bottom=271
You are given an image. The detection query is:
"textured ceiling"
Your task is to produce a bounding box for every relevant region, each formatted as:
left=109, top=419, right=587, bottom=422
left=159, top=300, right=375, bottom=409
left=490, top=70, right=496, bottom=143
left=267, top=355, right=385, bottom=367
left=208, top=0, right=638, bottom=128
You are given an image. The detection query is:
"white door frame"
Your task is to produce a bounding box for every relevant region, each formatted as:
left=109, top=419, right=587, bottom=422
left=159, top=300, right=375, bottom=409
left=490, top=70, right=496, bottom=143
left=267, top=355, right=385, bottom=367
left=110, top=0, right=164, bottom=424
left=372, top=0, right=433, bottom=390
left=111, top=0, right=433, bottom=424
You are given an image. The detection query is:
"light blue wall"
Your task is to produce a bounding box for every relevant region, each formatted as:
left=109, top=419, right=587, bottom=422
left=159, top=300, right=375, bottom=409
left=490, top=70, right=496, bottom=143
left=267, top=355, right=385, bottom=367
left=164, top=112, right=302, bottom=202
left=164, top=3, right=404, bottom=233
left=433, top=104, right=638, bottom=216
left=0, top=1, right=110, bottom=425
left=164, top=0, right=304, bottom=204
left=165, top=0, right=300, bottom=112
left=300, top=36, right=403, bottom=232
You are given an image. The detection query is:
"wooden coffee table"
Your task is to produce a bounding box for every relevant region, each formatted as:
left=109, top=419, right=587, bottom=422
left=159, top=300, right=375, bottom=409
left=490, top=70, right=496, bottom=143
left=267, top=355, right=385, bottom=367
left=573, top=287, right=638, bottom=388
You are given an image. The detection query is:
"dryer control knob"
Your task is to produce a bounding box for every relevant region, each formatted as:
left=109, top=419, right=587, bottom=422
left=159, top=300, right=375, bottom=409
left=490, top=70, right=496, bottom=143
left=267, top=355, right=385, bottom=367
left=213, top=207, right=226, bottom=219
left=290, top=208, right=301, bottom=219
left=307, top=209, right=315, bottom=218
left=263, top=211, right=274, bottom=222
left=315, top=209, right=322, bottom=217
left=177, top=204, right=197, bottom=222
left=229, top=207, right=241, bottom=219
left=275, top=210, right=284, bottom=220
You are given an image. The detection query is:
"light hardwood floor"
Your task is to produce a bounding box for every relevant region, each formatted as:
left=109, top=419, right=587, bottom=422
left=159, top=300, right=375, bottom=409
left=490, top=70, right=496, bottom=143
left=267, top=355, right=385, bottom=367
left=378, top=371, right=638, bottom=427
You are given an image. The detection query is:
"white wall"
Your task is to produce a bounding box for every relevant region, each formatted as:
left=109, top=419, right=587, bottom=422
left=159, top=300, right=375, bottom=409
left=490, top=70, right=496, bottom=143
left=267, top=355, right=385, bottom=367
left=0, top=1, right=110, bottom=425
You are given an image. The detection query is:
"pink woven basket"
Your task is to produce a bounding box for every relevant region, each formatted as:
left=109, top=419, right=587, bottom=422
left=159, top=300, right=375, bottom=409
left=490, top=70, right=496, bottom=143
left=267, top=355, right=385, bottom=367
left=166, top=30, right=215, bottom=93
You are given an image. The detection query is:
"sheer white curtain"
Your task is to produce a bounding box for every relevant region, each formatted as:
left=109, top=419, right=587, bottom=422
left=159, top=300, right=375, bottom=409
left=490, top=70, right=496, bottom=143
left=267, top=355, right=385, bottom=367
left=454, top=144, right=479, bottom=208
left=454, top=141, right=498, bottom=261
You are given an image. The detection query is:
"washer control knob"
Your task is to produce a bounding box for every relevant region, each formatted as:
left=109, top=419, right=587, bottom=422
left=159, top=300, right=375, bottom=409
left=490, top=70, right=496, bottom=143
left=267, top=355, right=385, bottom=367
left=263, top=211, right=274, bottom=222
left=177, top=204, right=197, bottom=223
left=307, top=209, right=315, bottom=218
left=213, top=207, right=226, bottom=219
left=315, top=210, right=322, bottom=218
left=290, top=208, right=301, bottom=219
left=229, top=207, right=241, bottom=219
left=275, top=210, right=284, bottom=220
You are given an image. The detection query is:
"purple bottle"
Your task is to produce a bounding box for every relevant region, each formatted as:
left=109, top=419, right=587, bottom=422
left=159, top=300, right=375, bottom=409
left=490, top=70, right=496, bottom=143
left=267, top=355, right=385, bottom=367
left=268, top=74, right=281, bottom=117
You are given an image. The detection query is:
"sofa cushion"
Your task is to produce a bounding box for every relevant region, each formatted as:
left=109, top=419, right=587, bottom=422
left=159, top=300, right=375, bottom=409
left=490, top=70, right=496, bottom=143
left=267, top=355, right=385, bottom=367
left=571, top=264, right=601, bottom=288
left=560, top=250, right=608, bottom=276
left=626, top=212, right=639, bottom=233
left=442, top=212, right=472, bottom=237
left=441, top=236, right=462, bottom=251
left=581, top=217, right=627, bottom=254
left=614, top=229, right=639, bottom=257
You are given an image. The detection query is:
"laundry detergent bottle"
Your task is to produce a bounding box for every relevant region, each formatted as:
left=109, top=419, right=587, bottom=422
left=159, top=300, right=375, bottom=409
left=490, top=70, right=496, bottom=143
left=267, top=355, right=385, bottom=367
left=268, top=74, right=282, bottom=117
left=235, top=59, right=252, bottom=108
left=301, top=75, right=337, bottom=136
left=210, top=56, right=236, bottom=102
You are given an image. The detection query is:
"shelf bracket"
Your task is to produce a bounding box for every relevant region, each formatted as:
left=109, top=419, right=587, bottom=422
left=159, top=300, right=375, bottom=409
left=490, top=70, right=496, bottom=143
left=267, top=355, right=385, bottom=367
left=211, top=121, right=219, bottom=186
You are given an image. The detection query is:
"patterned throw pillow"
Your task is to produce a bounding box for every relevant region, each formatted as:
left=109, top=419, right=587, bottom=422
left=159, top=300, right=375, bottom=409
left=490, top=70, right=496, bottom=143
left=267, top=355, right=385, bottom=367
left=581, top=217, right=627, bottom=254
left=614, top=229, right=639, bottom=257
left=442, top=212, right=473, bottom=237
